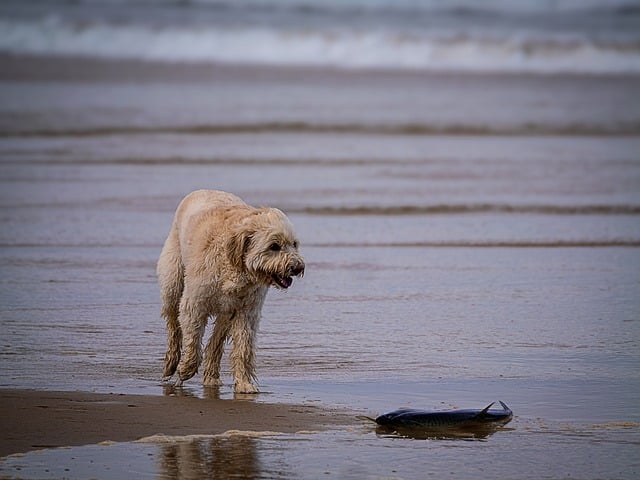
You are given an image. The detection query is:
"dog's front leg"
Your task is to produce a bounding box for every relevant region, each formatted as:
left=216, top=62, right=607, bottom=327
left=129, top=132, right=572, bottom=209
left=229, top=311, right=260, bottom=393
left=177, top=294, right=208, bottom=383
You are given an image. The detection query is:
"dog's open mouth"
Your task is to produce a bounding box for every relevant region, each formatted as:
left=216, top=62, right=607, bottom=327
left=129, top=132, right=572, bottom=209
left=272, top=274, right=293, bottom=289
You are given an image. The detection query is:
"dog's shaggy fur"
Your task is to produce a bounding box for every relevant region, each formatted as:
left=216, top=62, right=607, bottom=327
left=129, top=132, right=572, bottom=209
left=157, top=190, right=304, bottom=393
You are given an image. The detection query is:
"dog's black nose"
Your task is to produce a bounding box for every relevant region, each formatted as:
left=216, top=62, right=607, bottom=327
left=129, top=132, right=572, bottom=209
left=291, top=262, right=305, bottom=276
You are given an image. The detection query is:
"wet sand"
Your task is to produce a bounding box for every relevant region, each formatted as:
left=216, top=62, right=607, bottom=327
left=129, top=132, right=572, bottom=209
left=0, top=389, right=353, bottom=457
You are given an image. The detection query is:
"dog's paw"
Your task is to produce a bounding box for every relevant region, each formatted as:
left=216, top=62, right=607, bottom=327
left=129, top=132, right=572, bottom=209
left=163, top=362, right=179, bottom=379
left=203, top=375, right=223, bottom=387
left=178, top=359, right=199, bottom=382
left=234, top=381, right=259, bottom=394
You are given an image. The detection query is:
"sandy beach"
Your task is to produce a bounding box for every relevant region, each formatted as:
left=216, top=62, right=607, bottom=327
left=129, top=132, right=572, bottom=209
left=0, top=389, right=353, bottom=458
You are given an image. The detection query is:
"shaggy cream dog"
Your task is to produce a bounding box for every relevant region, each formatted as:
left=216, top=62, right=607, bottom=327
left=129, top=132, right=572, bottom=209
left=157, top=190, right=305, bottom=393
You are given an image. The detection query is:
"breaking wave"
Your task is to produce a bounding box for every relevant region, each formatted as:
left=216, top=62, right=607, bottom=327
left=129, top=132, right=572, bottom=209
left=1, top=12, right=640, bottom=75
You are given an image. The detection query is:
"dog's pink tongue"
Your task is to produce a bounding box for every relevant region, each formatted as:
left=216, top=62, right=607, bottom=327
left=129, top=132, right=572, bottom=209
left=282, top=276, right=293, bottom=288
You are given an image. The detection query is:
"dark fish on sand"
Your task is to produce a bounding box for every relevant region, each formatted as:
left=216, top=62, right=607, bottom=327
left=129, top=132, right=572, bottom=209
left=370, top=401, right=513, bottom=439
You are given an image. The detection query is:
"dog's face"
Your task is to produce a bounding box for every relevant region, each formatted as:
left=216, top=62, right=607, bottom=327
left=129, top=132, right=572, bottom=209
left=228, top=208, right=305, bottom=289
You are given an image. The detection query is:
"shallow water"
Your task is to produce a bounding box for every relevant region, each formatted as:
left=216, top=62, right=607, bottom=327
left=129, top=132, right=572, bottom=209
left=1, top=56, right=640, bottom=477
left=1, top=418, right=638, bottom=480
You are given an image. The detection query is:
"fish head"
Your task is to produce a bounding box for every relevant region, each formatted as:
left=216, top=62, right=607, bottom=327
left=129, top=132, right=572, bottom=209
left=374, top=408, right=418, bottom=426
left=374, top=413, right=396, bottom=426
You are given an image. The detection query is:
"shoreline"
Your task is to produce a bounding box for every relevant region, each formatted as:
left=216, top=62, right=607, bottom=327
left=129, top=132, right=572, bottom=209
left=0, top=388, right=355, bottom=457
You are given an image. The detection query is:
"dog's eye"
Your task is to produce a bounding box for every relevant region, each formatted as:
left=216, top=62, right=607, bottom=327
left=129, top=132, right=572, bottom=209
left=269, top=243, right=281, bottom=252
left=293, top=241, right=299, bottom=249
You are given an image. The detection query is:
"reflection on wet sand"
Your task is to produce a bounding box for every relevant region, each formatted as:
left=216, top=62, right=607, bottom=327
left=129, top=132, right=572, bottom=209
left=154, top=383, right=290, bottom=478
left=162, top=383, right=262, bottom=402
left=162, top=383, right=213, bottom=399
left=0, top=434, right=290, bottom=480
left=158, top=436, right=266, bottom=480
left=374, top=424, right=515, bottom=441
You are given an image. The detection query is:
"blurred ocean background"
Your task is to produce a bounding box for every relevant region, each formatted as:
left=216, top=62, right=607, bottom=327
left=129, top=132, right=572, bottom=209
left=2, top=0, right=640, bottom=74
left=1, top=1, right=640, bottom=479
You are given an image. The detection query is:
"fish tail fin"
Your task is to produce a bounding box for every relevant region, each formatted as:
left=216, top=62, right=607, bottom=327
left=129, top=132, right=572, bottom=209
left=499, top=401, right=512, bottom=415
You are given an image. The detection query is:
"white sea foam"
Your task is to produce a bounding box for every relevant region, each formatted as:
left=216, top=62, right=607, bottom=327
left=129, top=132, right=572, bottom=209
left=1, top=15, right=640, bottom=74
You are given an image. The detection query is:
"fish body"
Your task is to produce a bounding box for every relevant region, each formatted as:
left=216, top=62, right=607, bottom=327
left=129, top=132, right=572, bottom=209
left=374, top=401, right=513, bottom=437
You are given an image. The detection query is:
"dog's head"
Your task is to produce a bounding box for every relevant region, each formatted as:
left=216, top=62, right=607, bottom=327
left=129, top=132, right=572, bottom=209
left=227, top=208, right=305, bottom=289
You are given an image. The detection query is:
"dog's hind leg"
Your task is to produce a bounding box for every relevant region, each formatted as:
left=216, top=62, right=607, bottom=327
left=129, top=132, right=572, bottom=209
left=203, top=315, right=231, bottom=386
left=157, top=227, right=184, bottom=379
left=177, top=286, right=209, bottom=382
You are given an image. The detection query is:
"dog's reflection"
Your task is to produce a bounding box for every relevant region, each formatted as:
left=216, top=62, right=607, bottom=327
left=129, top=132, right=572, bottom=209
left=162, top=383, right=258, bottom=401
left=157, top=385, right=284, bottom=478
left=162, top=383, right=200, bottom=398
left=158, top=435, right=264, bottom=480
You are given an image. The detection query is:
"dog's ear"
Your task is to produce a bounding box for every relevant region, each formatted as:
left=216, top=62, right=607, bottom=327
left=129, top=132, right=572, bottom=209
left=226, top=228, right=252, bottom=269
left=226, top=215, right=258, bottom=269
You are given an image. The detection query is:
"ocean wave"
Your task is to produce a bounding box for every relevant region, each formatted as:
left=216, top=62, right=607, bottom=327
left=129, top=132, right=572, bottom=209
left=304, top=240, right=640, bottom=248
left=2, top=121, right=639, bottom=138
left=294, top=204, right=640, bottom=216
left=1, top=16, right=640, bottom=74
